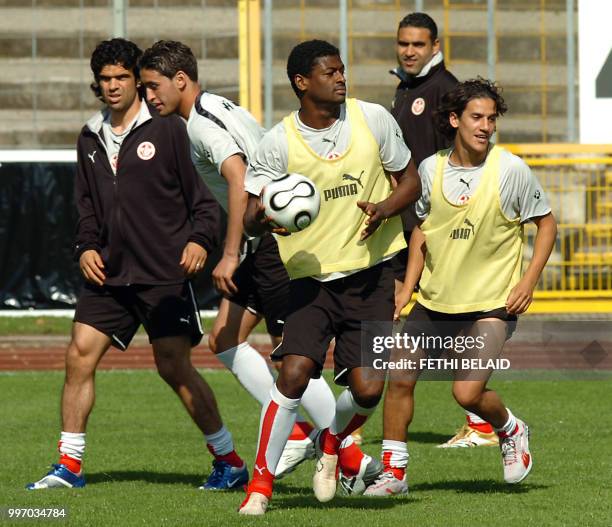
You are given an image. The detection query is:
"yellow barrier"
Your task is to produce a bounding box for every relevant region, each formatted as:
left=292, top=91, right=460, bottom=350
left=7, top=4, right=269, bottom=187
left=238, top=0, right=262, bottom=122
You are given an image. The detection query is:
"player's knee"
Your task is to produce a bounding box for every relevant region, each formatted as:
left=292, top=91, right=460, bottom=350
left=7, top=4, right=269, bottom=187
left=155, top=357, right=184, bottom=387
left=65, top=339, right=97, bottom=374
left=276, top=362, right=312, bottom=399
left=452, top=387, right=481, bottom=410
left=386, top=378, right=416, bottom=398
left=352, top=384, right=383, bottom=409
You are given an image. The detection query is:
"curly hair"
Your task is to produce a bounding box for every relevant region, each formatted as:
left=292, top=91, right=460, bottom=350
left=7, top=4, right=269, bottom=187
left=398, top=12, right=438, bottom=41
left=139, top=40, right=198, bottom=81
left=89, top=38, right=142, bottom=101
left=435, top=77, right=508, bottom=140
left=286, top=39, right=340, bottom=98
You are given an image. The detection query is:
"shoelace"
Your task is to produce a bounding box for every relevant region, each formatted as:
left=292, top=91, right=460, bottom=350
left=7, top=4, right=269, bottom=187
left=501, top=438, right=518, bottom=465
left=373, top=470, right=398, bottom=486
left=206, top=461, right=229, bottom=485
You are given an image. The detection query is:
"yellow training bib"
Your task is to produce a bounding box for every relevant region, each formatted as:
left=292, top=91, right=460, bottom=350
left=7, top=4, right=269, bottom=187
left=417, top=145, right=523, bottom=313
left=276, top=98, right=406, bottom=279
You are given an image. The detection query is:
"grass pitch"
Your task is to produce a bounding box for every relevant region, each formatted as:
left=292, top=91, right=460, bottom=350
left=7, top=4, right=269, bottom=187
left=0, top=370, right=610, bottom=526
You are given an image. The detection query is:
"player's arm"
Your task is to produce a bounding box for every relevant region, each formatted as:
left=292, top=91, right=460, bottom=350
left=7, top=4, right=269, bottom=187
left=213, top=154, right=248, bottom=296
left=357, top=103, right=421, bottom=240
left=506, top=212, right=557, bottom=314
left=74, top=137, right=105, bottom=286
left=394, top=224, right=426, bottom=320
left=173, top=122, right=221, bottom=277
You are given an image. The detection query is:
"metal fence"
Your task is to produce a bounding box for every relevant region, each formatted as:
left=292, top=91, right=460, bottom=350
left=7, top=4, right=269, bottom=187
left=0, top=0, right=577, bottom=148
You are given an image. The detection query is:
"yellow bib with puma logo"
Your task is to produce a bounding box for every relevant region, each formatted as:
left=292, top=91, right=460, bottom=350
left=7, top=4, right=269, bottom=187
left=417, top=145, right=523, bottom=313
left=277, top=98, right=406, bottom=279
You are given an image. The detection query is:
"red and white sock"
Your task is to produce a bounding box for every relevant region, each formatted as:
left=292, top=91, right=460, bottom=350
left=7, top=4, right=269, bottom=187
left=465, top=410, right=494, bottom=434
left=338, top=435, right=365, bottom=477
left=249, top=383, right=300, bottom=498
left=321, top=389, right=375, bottom=456
left=288, top=420, right=314, bottom=441
left=381, top=439, right=408, bottom=480
left=58, top=431, right=85, bottom=474
left=205, top=426, right=244, bottom=467
left=495, top=408, right=518, bottom=438
left=300, top=376, right=335, bottom=429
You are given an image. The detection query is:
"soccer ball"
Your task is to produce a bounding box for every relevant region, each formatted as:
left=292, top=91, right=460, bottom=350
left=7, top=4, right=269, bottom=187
left=261, top=173, right=320, bottom=233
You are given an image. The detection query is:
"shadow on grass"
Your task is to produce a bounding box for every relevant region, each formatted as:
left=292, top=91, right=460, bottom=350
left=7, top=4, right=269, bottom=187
left=276, top=494, right=417, bottom=511
left=411, top=479, right=548, bottom=494
left=87, top=471, right=202, bottom=486
left=407, top=431, right=453, bottom=445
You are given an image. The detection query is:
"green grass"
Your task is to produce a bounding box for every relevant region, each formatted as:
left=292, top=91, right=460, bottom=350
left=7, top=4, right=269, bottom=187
left=0, top=371, right=611, bottom=526
left=0, top=317, right=267, bottom=336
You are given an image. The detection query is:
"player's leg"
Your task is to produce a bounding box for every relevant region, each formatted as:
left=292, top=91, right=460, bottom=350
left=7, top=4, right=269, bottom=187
left=240, top=275, right=332, bottom=515
left=27, top=285, right=132, bottom=490
left=452, top=317, right=532, bottom=484
left=145, top=282, right=247, bottom=490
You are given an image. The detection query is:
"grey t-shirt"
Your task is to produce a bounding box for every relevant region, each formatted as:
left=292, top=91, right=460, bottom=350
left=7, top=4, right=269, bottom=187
left=187, top=92, right=264, bottom=211
left=101, top=109, right=141, bottom=173
left=416, top=148, right=551, bottom=222
left=245, top=100, right=411, bottom=195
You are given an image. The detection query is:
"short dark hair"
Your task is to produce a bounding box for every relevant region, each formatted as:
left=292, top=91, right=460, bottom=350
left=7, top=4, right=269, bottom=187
left=286, top=39, right=340, bottom=98
left=398, top=12, right=438, bottom=42
left=90, top=38, right=142, bottom=100
left=435, top=78, right=508, bottom=140
left=139, top=40, right=198, bottom=81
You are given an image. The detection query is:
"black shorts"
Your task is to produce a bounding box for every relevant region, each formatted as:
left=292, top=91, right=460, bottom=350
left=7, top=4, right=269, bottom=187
left=228, top=233, right=289, bottom=337
left=74, top=281, right=203, bottom=350
left=403, top=301, right=517, bottom=356
left=272, top=261, right=396, bottom=385
left=390, top=248, right=408, bottom=282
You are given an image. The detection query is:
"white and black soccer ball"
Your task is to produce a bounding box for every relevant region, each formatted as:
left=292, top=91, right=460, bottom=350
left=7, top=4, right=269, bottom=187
left=261, top=173, right=320, bottom=233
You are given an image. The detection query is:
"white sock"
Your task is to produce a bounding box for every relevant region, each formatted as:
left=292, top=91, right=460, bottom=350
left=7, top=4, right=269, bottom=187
left=256, top=384, right=300, bottom=475
left=300, top=376, right=336, bottom=429
left=59, top=432, right=86, bottom=462
left=205, top=425, right=235, bottom=457
left=330, top=389, right=376, bottom=436
left=465, top=410, right=487, bottom=425
left=381, top=439, right=409, bottom=469
left=495, top=408, right=518, bottom=436
left=216, top=342, right=274, bottom=405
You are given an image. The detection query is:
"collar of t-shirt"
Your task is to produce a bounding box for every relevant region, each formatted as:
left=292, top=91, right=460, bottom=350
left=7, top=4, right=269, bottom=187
left=293, top=104, right=349, bottom=159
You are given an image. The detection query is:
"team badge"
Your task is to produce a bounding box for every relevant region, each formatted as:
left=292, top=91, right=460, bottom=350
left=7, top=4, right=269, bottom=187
left=137, top=141, right=156, bottom=160
left=411, top=97, right=425, bottom=115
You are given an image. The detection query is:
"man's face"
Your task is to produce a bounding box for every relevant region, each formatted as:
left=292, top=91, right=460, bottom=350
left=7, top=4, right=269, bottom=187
left=396, top=26, right=439, bottom=76
left=97, top=64, right=139, bottom=111
left=140, top=68, right=182, bottom=116
left=296, top=55, right=346, bottom=105
left=451, top=97, right=498, bottom=155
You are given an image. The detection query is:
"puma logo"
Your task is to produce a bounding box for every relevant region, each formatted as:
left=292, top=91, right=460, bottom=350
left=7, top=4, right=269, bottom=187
left=88, top=150, right=97, bottom=164
left=459, top=177, right=470, bottom=189
left=322, top=137, right=336, bottom=145
left=342, top=170, right=364, bottom=189
left=254, top=465, right=266, bottom=476
left=464, top=218, right=476, bottom=236
left=179, top=317, right=190, bottom=324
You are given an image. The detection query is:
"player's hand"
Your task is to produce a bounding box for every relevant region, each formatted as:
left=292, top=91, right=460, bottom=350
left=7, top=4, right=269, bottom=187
left=79, top=249, right=106, bottom=286
left=212, top=253, right=240, bottom=296
left=357, top=201, right=389, bottom=240
left=394, top=287, right=413, bottom=321
left=505, top=279, right=535, bottom=315
left=254, top=201, right=291, bottom=236
left=180, top=242, right=208, bottom=277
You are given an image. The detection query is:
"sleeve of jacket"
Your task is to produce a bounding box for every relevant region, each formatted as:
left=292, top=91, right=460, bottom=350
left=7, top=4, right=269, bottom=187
left=73, top=133, right=101, bottom=261
left=172, top=118, right=221, bottom=254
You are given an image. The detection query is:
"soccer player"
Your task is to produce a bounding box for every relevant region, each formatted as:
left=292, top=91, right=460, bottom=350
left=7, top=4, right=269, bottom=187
left=364, top=78, right=557, bottom=495
left=389, top=12, right=499, bottom=451
left=26, top=38, right=248, bottom=491
left=138, top=40, right=337, bottom=477
left=238, top=39, right=421, bottom=515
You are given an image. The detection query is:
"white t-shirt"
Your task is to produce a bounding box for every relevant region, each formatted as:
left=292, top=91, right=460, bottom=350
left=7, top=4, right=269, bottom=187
left=245, top=100, right=411, bottom=195
left=187, top=92, right=264, bottom=210
left=416, top=148, right=551, bottom=223
left=101, top=104, right=143, bottom=174
left=245, top=100, right=412, bottom=281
